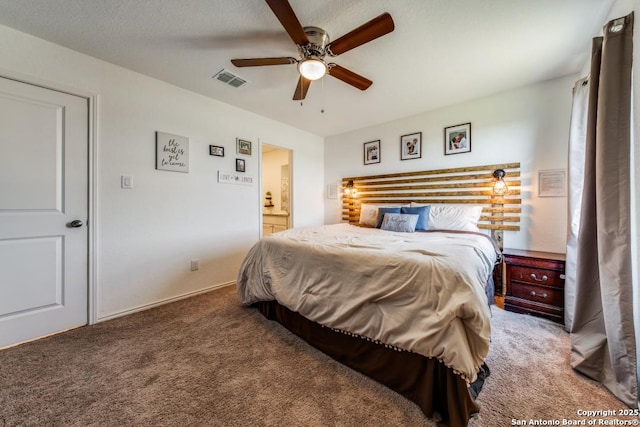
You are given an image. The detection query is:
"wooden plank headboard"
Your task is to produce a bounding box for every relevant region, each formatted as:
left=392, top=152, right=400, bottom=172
left=341, top=162, right=521, bottom=231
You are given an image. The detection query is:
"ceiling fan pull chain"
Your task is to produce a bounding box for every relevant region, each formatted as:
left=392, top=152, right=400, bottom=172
left=321, top=76, right=325, bottom=113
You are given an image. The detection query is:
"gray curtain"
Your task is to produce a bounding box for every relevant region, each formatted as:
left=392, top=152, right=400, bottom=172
left=567, top=12, right=637, bottom=407
left=565, top=76, right=589, bottom=332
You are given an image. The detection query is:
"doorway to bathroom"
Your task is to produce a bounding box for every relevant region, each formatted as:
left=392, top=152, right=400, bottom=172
left=261, top=144, right=292, bottom=236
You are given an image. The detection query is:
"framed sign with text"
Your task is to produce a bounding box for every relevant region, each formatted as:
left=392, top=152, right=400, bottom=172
left=156, top=131, right=189, bottom=172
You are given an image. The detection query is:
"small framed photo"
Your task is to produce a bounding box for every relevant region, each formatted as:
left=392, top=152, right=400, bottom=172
left=209, top=145, right=224, bottom=157
left=237, top=138, right=252, bottom=155
left=444, top=123, right=471, bottom=155
left=235, top=158, right=246, bottom=173
left=363, top=140, right=381, bottom=165
left=538, top=169, right=566, bottom=197
left=400, top=132, right=422, bottom=160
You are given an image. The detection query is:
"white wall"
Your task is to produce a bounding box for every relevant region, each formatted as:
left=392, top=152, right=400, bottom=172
left=0, top=24, right=324, bottom=320
left=325, top=75, right=578, bottom=253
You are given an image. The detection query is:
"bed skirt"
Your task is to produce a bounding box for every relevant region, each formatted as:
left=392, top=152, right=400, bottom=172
left=253, top=301, right=489, bottom=427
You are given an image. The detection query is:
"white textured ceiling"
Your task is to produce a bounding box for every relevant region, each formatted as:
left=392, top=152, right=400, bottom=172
left=0, top=0, right=614, bottom=137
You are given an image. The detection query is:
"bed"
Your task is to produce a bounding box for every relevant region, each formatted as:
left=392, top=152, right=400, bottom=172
left=237, top=163, right=520, bottom=426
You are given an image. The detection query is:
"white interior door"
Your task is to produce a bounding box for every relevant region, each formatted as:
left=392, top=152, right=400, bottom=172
left=0, top=77, right=88, bottom=348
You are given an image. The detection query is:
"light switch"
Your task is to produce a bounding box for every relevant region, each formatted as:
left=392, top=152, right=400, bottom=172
left=121, top=175, right=133, bottom=189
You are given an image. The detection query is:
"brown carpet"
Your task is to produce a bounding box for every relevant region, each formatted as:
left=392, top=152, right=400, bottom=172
left=0, top=285, right=632, bottom=427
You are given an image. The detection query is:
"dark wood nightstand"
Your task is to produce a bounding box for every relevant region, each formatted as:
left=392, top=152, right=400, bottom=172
left=503, top=249, right=566, bottom=323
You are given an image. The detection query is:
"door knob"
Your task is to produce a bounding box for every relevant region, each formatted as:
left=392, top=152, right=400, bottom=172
left=66, top=220, right=84, bottom=228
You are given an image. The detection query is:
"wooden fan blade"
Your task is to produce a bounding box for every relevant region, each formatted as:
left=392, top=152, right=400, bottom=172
left=327, top=64, right=372, bottom=91
left=265, top=0, right=309, bottom=46
left=326, top=12, right=394, bottom=56
left=292, top=76, right=311, bottom=100
left=231, top=57, right=297, bottom=67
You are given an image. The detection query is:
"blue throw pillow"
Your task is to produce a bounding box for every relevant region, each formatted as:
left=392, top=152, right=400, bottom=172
left=401, top=205, right=431, bottom=230
left=376, top=207, right=401, bottom=228
left=380, top=213, right=419, bottom=233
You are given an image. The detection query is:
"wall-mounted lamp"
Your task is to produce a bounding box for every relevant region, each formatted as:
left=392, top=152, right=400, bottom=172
left=344, top=180, right=357, bottom=198
left=492, top=169, right=508, bottom=196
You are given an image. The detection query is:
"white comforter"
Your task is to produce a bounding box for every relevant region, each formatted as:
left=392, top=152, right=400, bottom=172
left=237, top=223, right=497, bottom=383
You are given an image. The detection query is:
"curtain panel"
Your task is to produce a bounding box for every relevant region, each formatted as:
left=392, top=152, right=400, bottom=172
left=566, top=12, right=636, bottom=407
left=565, top=76, right=589, bottom=333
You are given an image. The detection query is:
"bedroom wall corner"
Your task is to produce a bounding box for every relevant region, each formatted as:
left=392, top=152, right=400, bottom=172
left=324, top=75, right=578, bottom=254
left=0, top=24, right=324, bottom=320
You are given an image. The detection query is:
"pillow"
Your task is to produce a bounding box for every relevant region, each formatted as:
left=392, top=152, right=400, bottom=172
left=376, top=207, right=401, bottom=228
left=380, top=213, right=419, bottom=233
left=401, top=206, right=431, bottom=230
left=428, top=205, right=482, bottom=232
left=358, top=204, right=380, bottom=227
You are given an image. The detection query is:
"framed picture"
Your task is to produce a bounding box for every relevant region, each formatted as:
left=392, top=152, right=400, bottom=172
left=209, top=145, right=224, bottom=157
left=156, top=131, right=189, bottom=173
left=400, top=132, right=422, bottom=160
left=237, top=138, right=252, bottom=155
left=363, top=140, right=381, bottom=165
left=444, top=123, right=471, bottom=155
left=235, top=158, right=246, bottom=173
left=538, top=169, right=566, bottom=197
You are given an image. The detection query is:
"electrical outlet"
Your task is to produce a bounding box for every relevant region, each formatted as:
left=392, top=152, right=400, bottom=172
left=190, top=259, right=199, bottom=271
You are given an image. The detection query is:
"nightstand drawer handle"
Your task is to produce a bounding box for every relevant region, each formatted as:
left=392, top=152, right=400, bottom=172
left=530, top=291, right=548, bottom=299
left=530, top=273, right=548, bottom=282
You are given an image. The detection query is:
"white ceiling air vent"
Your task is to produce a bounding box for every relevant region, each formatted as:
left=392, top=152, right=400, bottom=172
left=213, top=69, right=247, bottom=88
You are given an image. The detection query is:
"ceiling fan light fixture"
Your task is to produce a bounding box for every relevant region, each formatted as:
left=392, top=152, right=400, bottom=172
left=229, top=4, right=394, bottom=101
left=298, top=58, right=327, bottom=80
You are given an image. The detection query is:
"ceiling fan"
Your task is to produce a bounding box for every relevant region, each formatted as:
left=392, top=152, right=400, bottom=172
left=231, top=0, right=395, bottom=100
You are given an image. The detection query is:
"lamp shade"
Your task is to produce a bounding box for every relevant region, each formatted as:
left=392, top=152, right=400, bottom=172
left=493, top=180, right=508, bottom=196
left=492, top=169, right=508, bottom=196
left=344, top=180, right=357, bottom=197
left=298, top=58, right=327, bottom=80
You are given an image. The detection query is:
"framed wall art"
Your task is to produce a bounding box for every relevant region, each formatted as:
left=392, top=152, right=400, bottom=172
left=237, top=138, right=252, bottom=155
left=444, top=123, right=471, bottom=155
left=156, top=131, right=189, bottom=173
left=538, top=169, right=566, bottom=197
left=236, top=158, right=246, bottom=172
left=363, top=140, right=381, bottom=165
left=400, top=132, right=422, bottom=160
left=209, top=145, right=224, bottom=157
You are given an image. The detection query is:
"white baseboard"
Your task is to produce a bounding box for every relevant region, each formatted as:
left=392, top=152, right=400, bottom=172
left=96, top=281, right=236, bottom=323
